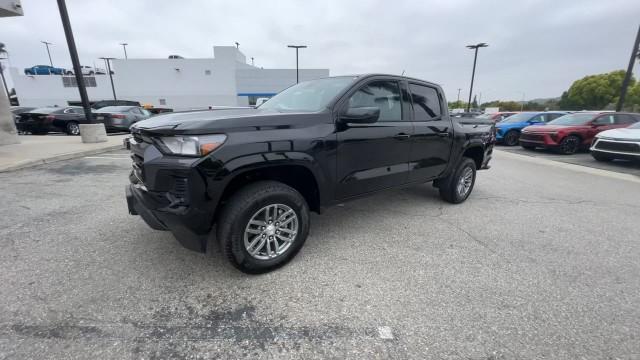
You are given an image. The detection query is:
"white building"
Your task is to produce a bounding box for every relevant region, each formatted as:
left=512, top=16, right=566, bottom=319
left=10, top=46, right=329, bottom=110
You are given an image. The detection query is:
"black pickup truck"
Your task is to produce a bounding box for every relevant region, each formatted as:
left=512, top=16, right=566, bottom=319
left=126, top=74, right=495, bottom=273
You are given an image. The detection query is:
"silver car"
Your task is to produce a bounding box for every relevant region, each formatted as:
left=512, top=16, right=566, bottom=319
left=94, top=106, right=151, bottom=132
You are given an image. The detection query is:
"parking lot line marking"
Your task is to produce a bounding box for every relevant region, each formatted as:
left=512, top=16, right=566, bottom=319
left=495, top=150, right=640, bottom=184
left=377, top=326, right=394, bottom=340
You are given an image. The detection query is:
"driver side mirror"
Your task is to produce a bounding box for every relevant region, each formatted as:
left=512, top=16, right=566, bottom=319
left=340, top=107, right=380, bottom=124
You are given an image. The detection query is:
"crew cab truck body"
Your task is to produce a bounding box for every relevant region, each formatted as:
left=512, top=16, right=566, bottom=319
left=126, top=74, right=495, bottom=273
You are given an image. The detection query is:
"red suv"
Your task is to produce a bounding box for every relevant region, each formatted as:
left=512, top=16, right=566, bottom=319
left=519, top=112, right=640, bottom=154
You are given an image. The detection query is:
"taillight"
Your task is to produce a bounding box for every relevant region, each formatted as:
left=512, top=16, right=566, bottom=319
left=112, top=114, right=126, bottom=119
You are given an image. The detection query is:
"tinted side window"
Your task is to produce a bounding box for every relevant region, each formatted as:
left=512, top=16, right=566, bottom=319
left=547, top=113, right=563, bottom=121
left=595, top=114, right=614, bottom=124
left=530, top=114, right=545, bottom=122
left=613, top=114, right=636, bottom=124
left=409, top=84, right=441, bottom=121
left=347, top=81, right=402, bottom=122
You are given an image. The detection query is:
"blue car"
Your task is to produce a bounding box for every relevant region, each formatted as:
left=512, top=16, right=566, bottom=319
left=495, top=111, right=567, bottom=146
left=24, top=65, right=70, bottom=75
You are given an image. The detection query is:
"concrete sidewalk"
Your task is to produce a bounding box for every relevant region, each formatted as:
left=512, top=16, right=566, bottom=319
left=0, top=134, right=128, bottom=172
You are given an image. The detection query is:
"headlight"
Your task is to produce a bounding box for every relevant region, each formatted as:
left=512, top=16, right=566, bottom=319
left=155, top=134, right=227, bottom=157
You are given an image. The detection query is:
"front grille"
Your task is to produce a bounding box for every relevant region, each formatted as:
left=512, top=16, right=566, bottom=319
left=595, top=140, right=640, bottom=153
left=520, top=133, right=544, bottom=142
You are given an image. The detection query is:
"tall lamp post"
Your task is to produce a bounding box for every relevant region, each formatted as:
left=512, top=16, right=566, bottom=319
left=120, top=42, right=128, bottom=59
left=41, top=41, right=54, bottom=67
left=465, top=42, right=488, bottom=112
left=99, top=57, right=117, bottom=100
left=457, top=88, right=462, bottom=103
left=616, top=25, right=640, bottom=112
left=55, top=0, right=93, bottom=125
left=287, top=45, right=307, bottom=84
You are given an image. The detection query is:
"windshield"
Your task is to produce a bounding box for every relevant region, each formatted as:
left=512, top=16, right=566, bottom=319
left=259, top=77, right=356, bottom=112
left=548, top=113, right=596, bottom=126
left=500, top=112, right=538, bottom=123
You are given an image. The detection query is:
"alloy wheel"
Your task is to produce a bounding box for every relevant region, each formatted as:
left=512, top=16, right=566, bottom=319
left=456, top=167, right=474, bottom=198
left=243, top=204, right=298, bottom=260
left=561, top=137, right=579, bottom=154
left=68, top=123, right=80, bottom=135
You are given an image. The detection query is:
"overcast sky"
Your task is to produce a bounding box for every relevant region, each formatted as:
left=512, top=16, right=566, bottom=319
left=1, top=0, right=639, bottom=102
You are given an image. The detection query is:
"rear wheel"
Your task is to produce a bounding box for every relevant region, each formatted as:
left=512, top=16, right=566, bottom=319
left=438, top=157, right=477, bottom=204
left=558, top=135, right=580, bottom=155
left=65, top=121, right=80, bottom=135
left=217, top=181, right=310, bottom=274
left=503, top=131, right=519, bottom=146
left=591, top=152, right=613, bottom=162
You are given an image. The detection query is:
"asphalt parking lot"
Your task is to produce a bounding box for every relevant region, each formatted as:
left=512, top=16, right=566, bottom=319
left=497, top=145, right=640, bottom=177
left=1, top=149, right=639, bottom=359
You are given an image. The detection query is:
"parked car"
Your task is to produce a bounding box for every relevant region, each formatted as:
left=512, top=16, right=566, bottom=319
left=93, top=106, right=151, bottom=132
left=475, top=112, right=517, bottom=123
left=16, top=106, right=88, bottom=135
left=590, top=121, right=640, bottom=162
left=495, top=111, right=567, bottom=146
left=126, top=74, right=496, bottom=273
left=10, top=106, right=35, bottom=122
left=520, top=112, right=640, bottom=154
left=91, top=100, right=141, bottom=109
left=24, top=65, right=70, bottom=75
left=67, top=66, right=106, bottom=75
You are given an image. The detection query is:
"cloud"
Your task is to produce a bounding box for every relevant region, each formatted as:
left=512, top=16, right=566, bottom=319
left=1, top=0, right=639, bottom=102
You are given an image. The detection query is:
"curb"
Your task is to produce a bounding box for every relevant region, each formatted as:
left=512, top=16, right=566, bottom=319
left=0, top=144, right=125, bottom=173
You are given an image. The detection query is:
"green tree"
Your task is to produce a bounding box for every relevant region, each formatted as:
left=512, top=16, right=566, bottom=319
left=447, top=100, right=465, bottom=109
left=560, top=70, right=633, bottom=110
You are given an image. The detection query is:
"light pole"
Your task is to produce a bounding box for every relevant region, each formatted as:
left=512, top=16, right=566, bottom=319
left=520, top=92, right=526, bottom=111
left=120, top=42, right=128, bottom=59
left=235, top=42, right=240, bottom=49
left=55, top=0, right=93, bottom=124
left=251, top=57, right=254, bottom=66
left=99, top=57, right=117, bottom=100
left=287, top=45, right=307, bottom=84
left=41, top=41, right=54, bottom=67
left=457, top=88, right=462, bottom=103
left=465, top=42, right=488, bottom=112
left=616, top=25, right=640, bottom=112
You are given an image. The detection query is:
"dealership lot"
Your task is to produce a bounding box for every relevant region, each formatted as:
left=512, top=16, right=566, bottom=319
left=1, top=149, right=639, bottom=359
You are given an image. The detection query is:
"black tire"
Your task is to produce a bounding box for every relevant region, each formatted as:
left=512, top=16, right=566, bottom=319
left=217, top=181, right=310, bottom=274
left=591, top=152, right=613, bottom=162
left=558, top=135, right=581, bottom=155
left=438, top=157, right=477, bottom=204
left=65, top=121, right=80, bottom=135
left=503, top=130, right=520, bottom=146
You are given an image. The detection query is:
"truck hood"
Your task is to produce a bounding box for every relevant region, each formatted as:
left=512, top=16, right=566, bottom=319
left=597, top=128, right=640, bottom=141
left=131, top=108, right=326, bottom=135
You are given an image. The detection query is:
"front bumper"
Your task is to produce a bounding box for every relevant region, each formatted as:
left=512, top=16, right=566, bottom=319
left=519, top=132, right=560, bottom=148
left=590, top=138, right=640, bottom=160
left=125, top=135, right=223, bottom=253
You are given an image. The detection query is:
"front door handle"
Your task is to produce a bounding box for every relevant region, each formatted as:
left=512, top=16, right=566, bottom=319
left=437, top=132, right=451, bottom=138
left=393, top=133, right=411, bottom=140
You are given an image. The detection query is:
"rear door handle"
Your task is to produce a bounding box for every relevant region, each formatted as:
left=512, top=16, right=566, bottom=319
left=393, top=133, right=411, bottom=140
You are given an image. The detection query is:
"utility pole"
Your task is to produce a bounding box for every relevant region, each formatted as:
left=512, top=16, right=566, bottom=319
left=520, top=92, right=525, bottom=111
left=465, top=42, right=488, bottom=112
left=41, top=41, right=54, bottom=67
left=56, top=0, right=92, bottom=123
left=120, top=43, right=128, bottom=59
left=100, top=57, right=117, bottom=100
left=457, top=88, right=462, bottom=103
left=616, top=25, right=640, bottom=112
left=287, top=45, right=307, bottom=84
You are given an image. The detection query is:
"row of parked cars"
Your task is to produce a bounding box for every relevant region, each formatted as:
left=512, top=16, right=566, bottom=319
left=11, top=100, right=152, bottom=135
left=492, top=111, right=640, bottom=162
left=23, top=65, right=109, bottom=76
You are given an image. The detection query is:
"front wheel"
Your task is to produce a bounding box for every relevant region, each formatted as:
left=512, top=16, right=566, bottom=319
left=558, top=135, right=581, bottom=155
left=503, top=131, right=520, bottom=146
left=217, top=181, right=310, bottom=274
left=66, top=121, right=80, bottom=135
left=438, top=157, right=477, bottom=204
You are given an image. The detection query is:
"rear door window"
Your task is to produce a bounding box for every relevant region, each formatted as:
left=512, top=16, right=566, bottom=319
left=613, top=114, right=637, bottom=125
left=409, top=84, right=441, bottom=121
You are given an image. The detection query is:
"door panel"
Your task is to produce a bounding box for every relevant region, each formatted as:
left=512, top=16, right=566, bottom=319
left=407, top=83, right=452, bottom=181
left=335, top=80, right=412, bottom=199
